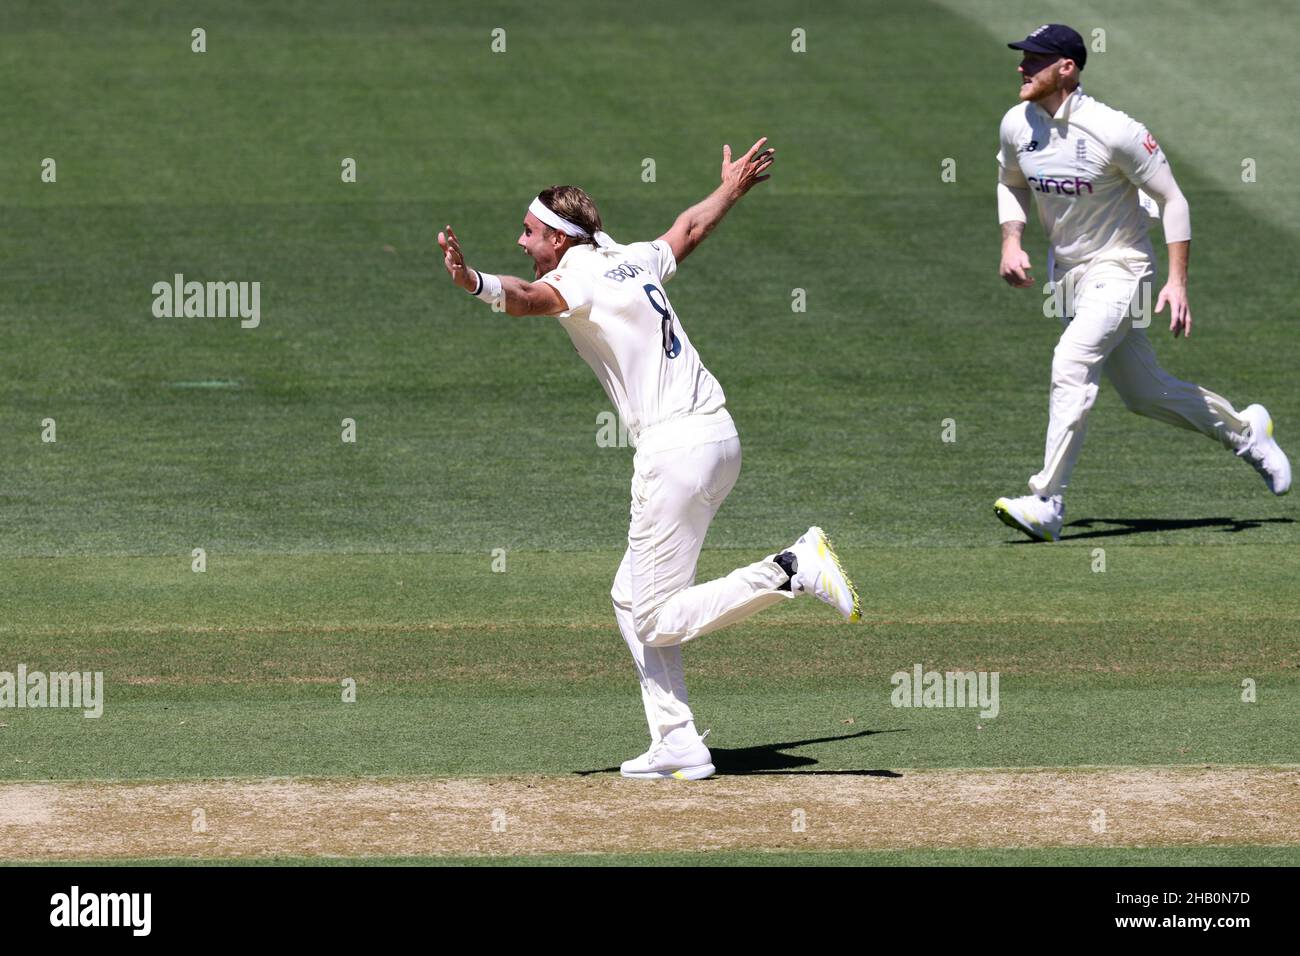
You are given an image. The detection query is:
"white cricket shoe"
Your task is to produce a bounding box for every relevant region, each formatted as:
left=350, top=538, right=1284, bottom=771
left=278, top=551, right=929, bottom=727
left=785, top=526, right=861, bottom=622
left=994, top=493, right=1065, bottom=542
left=620, top=727, right=715, bottom=780
left=1237, top=404, right=1291, bottom=495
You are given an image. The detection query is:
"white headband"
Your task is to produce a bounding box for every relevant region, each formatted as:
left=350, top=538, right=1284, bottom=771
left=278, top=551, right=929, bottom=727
left=528, top=197, right=617, bottom=249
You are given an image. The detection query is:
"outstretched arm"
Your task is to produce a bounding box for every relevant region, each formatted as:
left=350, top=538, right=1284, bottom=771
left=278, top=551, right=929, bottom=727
left=437, top=225, right=567, bottom=316
left=657, top=136, right=775, bottom=265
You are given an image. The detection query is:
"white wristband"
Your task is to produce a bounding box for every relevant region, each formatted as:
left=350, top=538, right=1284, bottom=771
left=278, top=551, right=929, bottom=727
left=470, top=270, right=504, bottom=308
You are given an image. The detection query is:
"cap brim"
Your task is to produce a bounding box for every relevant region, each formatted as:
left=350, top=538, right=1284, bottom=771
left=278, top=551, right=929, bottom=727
left=1008, top=39, right=1056, bottom=54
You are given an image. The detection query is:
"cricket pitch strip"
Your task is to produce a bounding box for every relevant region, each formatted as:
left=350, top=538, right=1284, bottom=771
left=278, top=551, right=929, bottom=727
left=2, top=767, right=1297, bottom=860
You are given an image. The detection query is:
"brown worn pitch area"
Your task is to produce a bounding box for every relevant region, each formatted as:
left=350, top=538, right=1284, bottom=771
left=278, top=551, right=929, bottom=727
left=2, top=768, right=1297, bottom=860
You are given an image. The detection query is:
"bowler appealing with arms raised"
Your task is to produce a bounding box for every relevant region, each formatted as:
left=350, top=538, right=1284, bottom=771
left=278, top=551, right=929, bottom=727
left=437, top=137, right=861, bottom=780
left=994, top=24, right=1291, bottom=541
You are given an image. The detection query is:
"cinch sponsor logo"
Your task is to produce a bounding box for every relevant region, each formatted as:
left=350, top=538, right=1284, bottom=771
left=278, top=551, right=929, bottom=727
left=1028, top=175, right=1094, bottom=195
left=0, top=665, right=103, bottom=718
left=50, top=886, right=151, bottom=936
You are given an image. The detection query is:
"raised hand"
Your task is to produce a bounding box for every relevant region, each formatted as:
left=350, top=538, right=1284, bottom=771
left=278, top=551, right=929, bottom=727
left=721, top=136, right=776, bottom=200
left=437, top=224, right=475, bottom=291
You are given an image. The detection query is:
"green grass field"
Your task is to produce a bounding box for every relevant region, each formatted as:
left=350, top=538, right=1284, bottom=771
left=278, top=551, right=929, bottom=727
left=1, top=0, right=1297, bottom=865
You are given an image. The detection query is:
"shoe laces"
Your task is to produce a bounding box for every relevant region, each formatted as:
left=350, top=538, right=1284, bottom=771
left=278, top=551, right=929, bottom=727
left=1239, top=434, right=1272, bottom=467
left=1238, top=437, right=1275, bottom=473
left=1034, top=495, right=1063, bottom=520
left=1236, top=423, right=1258, bottom=459
left=653, top=728, right=708, bottom=757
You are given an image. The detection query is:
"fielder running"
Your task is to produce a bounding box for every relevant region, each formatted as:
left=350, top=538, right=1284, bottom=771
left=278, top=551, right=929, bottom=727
left=437, top=137, right=861, bottom=780
left=994, top=24, right=1291, bottom=541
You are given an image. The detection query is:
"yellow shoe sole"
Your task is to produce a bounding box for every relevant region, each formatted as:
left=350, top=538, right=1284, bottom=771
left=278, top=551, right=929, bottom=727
left=993, top=498, right=1057, bottom=542
left=813, top=526, right=862, bottom=622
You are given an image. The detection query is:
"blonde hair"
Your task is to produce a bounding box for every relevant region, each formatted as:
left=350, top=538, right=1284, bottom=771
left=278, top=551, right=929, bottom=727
left=537, top=185, right=602, bottom=247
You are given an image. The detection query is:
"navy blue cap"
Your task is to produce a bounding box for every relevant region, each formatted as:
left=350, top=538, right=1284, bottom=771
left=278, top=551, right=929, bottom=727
left=1009, top=24, right=1087, bottom=71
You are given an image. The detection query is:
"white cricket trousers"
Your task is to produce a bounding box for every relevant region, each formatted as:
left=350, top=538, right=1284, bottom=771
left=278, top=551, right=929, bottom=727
left=610, top=433, right=794, bottom=742
left=1029, top=250, right=1249, bottom=497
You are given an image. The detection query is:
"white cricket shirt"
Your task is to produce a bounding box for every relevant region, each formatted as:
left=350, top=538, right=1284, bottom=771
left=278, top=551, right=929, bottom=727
left=539, top=239, right=737, bottom=454
left=997, top=88, right=1169, bottom=275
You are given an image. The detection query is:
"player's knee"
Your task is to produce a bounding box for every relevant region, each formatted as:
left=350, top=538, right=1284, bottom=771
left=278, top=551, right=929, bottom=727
left=630, top=600, right=656, bottom=634
left=644, top=596, right=699, bottom=647
left=1051, top=376, right=1101, bottom=429
left=1116, top=390, right=1155, bottom=417
left=633, top=601, right=684, bottom=647
left=639, top=623, right=685, bottom=647
left=1050, top=349, right=1091, bottom=390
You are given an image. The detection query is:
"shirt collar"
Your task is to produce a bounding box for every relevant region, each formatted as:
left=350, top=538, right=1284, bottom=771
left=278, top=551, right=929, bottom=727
left=1034, top=85, right=1086, bottom=122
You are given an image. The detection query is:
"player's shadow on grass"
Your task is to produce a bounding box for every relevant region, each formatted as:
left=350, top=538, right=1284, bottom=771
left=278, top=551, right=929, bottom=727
left=1010, top=516, right=1294, bottom=542
left=576, top=729, right=906, bottom=778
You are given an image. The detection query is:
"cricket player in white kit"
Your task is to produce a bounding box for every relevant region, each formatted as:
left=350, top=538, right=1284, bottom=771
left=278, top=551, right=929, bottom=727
left=437, top=137, right=861, bottom=780
left=995, top=24, right=1291, bottom=541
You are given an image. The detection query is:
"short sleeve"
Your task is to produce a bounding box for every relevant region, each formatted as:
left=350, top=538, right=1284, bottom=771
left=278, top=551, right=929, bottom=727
left=1112, top=115, right=1167, bottom=186
left=997, top=109, right=1030, bottom=188
left=626, top=240, right=677, bottom=285
left=538, top=263, right=594, bottom=317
